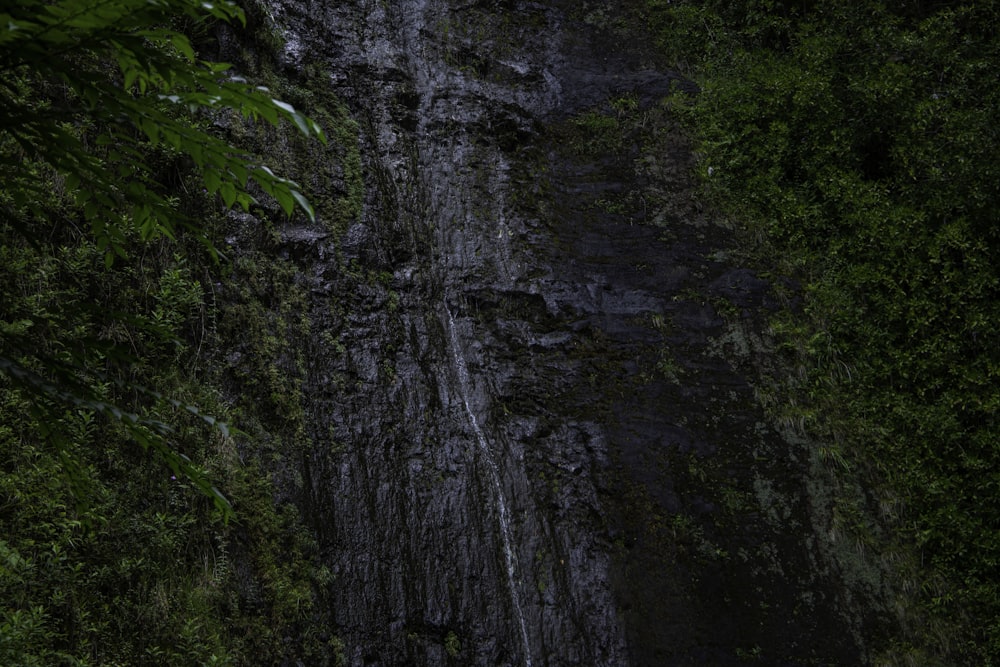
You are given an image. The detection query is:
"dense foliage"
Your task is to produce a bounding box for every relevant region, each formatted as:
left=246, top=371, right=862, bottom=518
left=1, top=0, right=343, bottom=663
left=647, top=0, right=999, bottom=662
left=0, top=0, right=324, bottom=508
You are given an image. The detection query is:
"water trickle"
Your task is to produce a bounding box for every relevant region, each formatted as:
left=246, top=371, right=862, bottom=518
left=445, top=305, right=532, bottom=667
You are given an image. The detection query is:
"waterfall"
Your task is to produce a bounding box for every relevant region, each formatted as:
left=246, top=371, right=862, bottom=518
left=444, top=305, right=533, bottom=667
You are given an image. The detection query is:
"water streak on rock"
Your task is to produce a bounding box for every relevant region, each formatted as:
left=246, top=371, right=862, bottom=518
left=445, top=304, right=532, bottom=667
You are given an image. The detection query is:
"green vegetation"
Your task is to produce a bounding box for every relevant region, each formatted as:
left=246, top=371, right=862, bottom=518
left=646, top=0, right=1000, bottom=662
left=0, top=0, right=323, bottom=252
left=0, top=0, right=324, bottom=509
left=1, top=0, right=351, bottom=663
left=443, top=630, right=461, bottom=659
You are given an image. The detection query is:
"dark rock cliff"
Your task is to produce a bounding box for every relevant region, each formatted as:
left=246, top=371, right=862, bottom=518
left=223, top=1, right=891, bottom=664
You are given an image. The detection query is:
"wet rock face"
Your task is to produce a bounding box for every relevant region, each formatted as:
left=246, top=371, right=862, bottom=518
left=250, top=1, right=884, bottom=665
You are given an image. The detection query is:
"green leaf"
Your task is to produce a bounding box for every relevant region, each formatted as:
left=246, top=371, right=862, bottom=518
left=275, top=188, right=295, bottom=216
left=292, top=189, right=315, bottom=222
left=272, top=99, right=296, bottom=115
left=204, top=168, right=221, bottom=194
left=219, top=182, right=237, bottom=209
left=170, top=33, right=194, bottom=61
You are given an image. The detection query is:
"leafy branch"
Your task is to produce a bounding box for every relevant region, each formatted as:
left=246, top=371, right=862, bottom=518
left=1, top=0, right=325, bottom=264
left=0, top=0, right=328, bottom=516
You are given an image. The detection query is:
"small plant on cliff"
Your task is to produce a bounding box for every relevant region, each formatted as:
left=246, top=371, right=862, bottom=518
left=444, top=630, right=461, bottom=658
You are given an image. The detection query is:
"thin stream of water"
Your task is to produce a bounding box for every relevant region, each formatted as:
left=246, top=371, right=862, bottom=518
left=445, top=306, right=533, bottom=667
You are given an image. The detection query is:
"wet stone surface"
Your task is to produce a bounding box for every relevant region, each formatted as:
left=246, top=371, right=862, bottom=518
left=230, top=0, right=891, bottom=665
